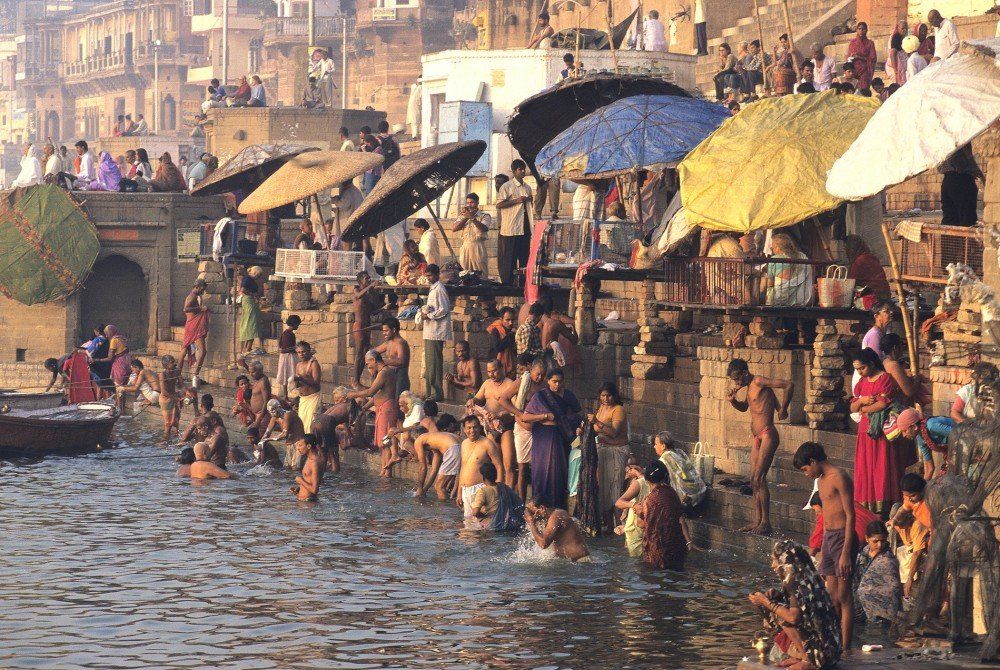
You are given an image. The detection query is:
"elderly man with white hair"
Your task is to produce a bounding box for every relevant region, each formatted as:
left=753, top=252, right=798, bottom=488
left=260, top=398, right=307, bottom=470
left=311, top=386, right=355, bottom=474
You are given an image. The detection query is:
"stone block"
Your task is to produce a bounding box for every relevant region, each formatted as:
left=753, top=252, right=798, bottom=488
left=631, top=361, right=674, bottom=380
left=199, top=260, right=223, bottom=272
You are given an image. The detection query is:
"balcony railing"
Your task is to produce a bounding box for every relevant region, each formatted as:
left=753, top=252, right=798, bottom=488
left=262, top=16, right=355, bottom=42
left=57, top=43, right=181, bottom=79
left=898, top=222, right=985, bottom=285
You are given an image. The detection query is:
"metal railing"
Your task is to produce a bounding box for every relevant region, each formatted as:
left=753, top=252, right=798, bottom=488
left=58, top=43, right=181, bottom=78
left=262, top=16, right=355, bottom=42
left=199, top=218, right=277, bottom=260
left=898, top=222, right=985, bottom=285
left=656, top=256, right=835, bottom=309
left=545, top=218, right=644, bottom=267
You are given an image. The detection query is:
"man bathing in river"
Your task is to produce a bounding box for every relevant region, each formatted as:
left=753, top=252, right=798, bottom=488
left=261, top=398, right=306, bottom=469
left=445, top=340, right=481, bottom=398
left=189, top=442, right=234, bottom=480
left=158, top=354, right=181, bottom=439
left=413, top=414, right=463, bottom=499
left=726, top=358, right=794, bottom=535
left=291, top=434, right=325, bottom=502
left=181, top=279, right=210, bottom=385
left=180, top=393, right=229, bottom=467
left=347, top=350, right=399, bottom=477
left=292, top=342, right=322, bottom=438
left=795, top=441, right=855, bottom=652
left=373, top=316, right=410, bottom=400
left=248, top=361, right=272, bottom=430
left=469, top=360, right=518, bottom=433
left=458, top=415, right=504, bottom=518
left=524, top=498, right=590, bottom=562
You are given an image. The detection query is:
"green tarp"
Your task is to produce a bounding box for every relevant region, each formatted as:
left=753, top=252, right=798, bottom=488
left=0, top=185, right=100, bottom=305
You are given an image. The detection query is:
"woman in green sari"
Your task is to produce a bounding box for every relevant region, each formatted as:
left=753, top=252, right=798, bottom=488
left=238, top=268, right=263, bottom=356
left=614, top=461, right=652, bottom=557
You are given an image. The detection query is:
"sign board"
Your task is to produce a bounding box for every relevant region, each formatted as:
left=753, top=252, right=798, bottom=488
left=372, top=8, right=397, bottom=21
left=176, top=229, right=201, bottom=262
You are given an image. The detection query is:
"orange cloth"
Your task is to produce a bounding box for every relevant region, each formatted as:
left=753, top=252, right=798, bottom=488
left=373, top=397, right=398, bottom=448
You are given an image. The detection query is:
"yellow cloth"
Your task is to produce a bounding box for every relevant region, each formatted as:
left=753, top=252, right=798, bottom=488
left=623, top=477, right=652, bottom=558
left=297, top=391, right=322, bottom=433
left=679, top=91, right=879, bottom=233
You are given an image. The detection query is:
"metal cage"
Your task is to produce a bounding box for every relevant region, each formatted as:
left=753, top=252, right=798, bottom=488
left=898, top=223, right=984, bottom=284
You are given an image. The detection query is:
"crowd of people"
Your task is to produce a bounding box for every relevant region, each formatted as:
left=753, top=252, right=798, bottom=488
left=714, top=10, right=961, bottom=111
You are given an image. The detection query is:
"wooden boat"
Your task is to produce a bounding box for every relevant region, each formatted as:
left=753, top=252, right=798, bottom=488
left=0, top=390, right=65, bottom=412
left=0, top=402, right=119, bottom=455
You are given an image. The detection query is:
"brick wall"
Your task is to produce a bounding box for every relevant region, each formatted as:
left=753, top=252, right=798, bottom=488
left=0, top=298, right=75, bottom=364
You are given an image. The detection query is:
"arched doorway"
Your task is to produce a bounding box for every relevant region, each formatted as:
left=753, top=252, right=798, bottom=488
left=45, top=111, right=60, bottom=143
left=80, top=255, right=149, bottom=350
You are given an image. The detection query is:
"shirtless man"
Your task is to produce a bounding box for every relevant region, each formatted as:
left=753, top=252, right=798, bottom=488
left=180, top=394, right=229, bottom=467
left=181, top=279, right=210, bottom=384
left=794, top=441, right=855, bottom=651
left=458, top=415, right=504, bottom=518
left=261, top=398, right=307, bottom=469
left=189, top=442, right=234, bottom=480
left=445, top=341, right=481, bottom=398
left=539, top=295, right=577, bottom=366
left=312, top=386, right=353, bottom=474
left=374, top=316, right=410, bottom=400
left=413, top=415, right=463, bottom=499
left=347, top=350, right=399, bottom=476
left=248, top=361, right=272, bottom=430
left=291, top=434, right=325, bottom=502
left=726, top=358, right=793, bottom=535
left=157, top=354, right=181, bottom=439
left=507, top=359, right=546, bottom=500
left=524, top=499, right=590, bottom=562
left=352, top=272, right=382, bottom=388
left=293, top=341, right=322, bottom=434
left=468, top=359, right=518, bottom=436
left=117, top=358, right=160, bottom=409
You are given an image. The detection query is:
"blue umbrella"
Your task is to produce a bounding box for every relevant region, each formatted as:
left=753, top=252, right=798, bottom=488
left=535, top=95, right=730, bottom=179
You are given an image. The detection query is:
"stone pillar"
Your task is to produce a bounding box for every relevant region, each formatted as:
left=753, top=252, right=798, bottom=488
left=575, top=277, right=598, bottom=346
left=805, top=319, right=847, bottom=431
left=631, top=278, right=674, bottom=380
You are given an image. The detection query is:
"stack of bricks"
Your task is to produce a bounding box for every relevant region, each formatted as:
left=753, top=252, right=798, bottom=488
left=744, top=317, right=784, bottom=349
left=805, top=318, right=847, bottom=431
left=941, top=287, right=984, bottom=348
left=630, top=279, right=674, bottom=380
left=284, top=281, right=311, bottom=311
left=197, top=260, right=227, bottom=306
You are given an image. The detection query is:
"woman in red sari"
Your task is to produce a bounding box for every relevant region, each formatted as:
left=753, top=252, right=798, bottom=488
left=850, top=348, right=903, bottom=516
left=636, top=460, right=694, bottom=570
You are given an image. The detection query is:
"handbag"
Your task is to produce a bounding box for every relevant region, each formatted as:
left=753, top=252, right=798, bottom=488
left=817, top=265, right=856, bottom=308
left=692, top=441, right=715, bottom=486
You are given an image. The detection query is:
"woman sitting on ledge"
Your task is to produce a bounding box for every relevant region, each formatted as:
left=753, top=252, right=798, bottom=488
left=150, top=152, right=187, bottom=193
left=763, top=233, right=814, bottom=307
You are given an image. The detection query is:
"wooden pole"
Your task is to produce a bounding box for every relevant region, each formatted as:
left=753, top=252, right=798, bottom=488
left=606, top=0, right=619, bottom=74
left=880, top=220, right=918, bottom=375
left=780, top=0, right=801, bottom=78
left=231, top=271, right=238, bottom=368
left=752, top=0, right=769, bottom=92
left=419, top=188, right=458, bottom=259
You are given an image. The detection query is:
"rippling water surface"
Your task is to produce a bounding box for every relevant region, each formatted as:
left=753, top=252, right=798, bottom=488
left=0, top=422, right=769, bottom=669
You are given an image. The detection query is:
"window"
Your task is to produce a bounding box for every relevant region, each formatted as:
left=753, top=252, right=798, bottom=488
left=15, top=349, right=25, bottom=362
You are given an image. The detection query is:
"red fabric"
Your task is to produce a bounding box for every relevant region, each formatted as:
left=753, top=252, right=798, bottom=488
left=523, top=218, right=548, bottom=305
left=847, top=36, right=877, bottom=89
left=234, top=387, right=254, bottom=426
left=853, top=373, right=904, bottom=513
left=66, top=350, right=98, bottom=404
left=182, top=310, right=210, bottom=350
left=848, top=252, right=890, bottom=298
left=373, top=397, right=398, bottom=448
left=810, top=504, right=880, bottom=551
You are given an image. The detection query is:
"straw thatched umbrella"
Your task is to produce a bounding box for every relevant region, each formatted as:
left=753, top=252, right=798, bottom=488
left=340, top=140, right=487, bottom=259
left=507, top=73, right=691, bottom=179
left=236, top=151, right=383, bottom=217
left=190, top=143, right=318, bottom=196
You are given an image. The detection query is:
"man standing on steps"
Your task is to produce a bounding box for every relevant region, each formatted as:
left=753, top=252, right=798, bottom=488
left=249, top=360, right=272, bottom=431
left=725, top=358, right=794, bottom=535
left=293, top=342, right=322, bottom=441
left=182, top=278, right=210, bottom=386
left=418, top=264, right=451, bottom=401
left=374, top=316, right=411, bottom=401
left=495, top=159, right=533, bottom=286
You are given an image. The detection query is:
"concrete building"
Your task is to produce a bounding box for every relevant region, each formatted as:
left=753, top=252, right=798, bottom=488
left=185, top=1, right=264, bottom=91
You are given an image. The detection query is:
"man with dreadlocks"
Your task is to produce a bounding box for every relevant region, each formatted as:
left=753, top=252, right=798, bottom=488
left=749, top=540, right=843, bottom=670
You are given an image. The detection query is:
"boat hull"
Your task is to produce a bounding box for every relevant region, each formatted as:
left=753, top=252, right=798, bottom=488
left=0, top=391, right=65, bottom=412
left=0, top=404, right=119, bottom=455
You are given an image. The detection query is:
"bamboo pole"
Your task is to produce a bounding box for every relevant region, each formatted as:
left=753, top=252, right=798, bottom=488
left=606, top=0, right=619, bottom=74
left=880, top=220, right=918, bottom=375
left=751, top=0, right=769, bottom=92
left=779, top=0, right=801, bottom=78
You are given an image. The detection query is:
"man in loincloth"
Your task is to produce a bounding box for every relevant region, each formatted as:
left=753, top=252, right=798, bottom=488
left=794, top=441, right=855, bottom=651
left=181, top=279, right=210, bottom=386
left=458, top=415, right=504, bottom=519
left=157, top=354, right=181, bottom=439
left=524, top=498, right=591, bottom=562
left=347, top=350, right=399, bottom=476
left=413, top=414, right=463, bottom=500
left=352, top=272, right=383, bottom=388
left=374, top=316, right=410, bottom=401
left=504, top=358, right=546, bottom=500
left=444, top=340, right=481, bottom=399
left=261, top=398, right=306, bottom=470
left=293, top=341, right=322, bottom=437
left=189, top=441, right=234, bottom=480
left=726, top=357, right=793, bottom=535
left=538, top=295, right=578, bottom=369
left=248, top=360, right=272, bottom=430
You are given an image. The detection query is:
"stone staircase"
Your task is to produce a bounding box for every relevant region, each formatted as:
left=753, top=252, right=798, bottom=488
left=694, top=0, right=857, bottom=96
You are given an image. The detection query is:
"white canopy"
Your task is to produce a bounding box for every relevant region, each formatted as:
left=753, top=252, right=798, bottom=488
left=826, top=39, right=1000, bottom=201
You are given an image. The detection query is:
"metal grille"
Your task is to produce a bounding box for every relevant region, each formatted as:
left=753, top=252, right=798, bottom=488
left=657, top=257, right=834, bottom=308
left=899, top=223, right=984, bottom=284
left=545, top=219, right=644, bottom=266
left=274, top=249, right=378, bottom=284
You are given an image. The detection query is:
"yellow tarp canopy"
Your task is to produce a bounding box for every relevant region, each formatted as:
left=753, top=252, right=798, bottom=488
left=678, top=91, right=880, bottom=233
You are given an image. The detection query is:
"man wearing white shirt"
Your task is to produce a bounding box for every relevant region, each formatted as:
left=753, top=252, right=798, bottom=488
left=903, top=35, right=928, bottom=80
left=929, top=10, right=959, bottom=62
left=418, top=264, right=452, bottom=401
left=496, top=159, right=533, bottom=286
left=642, top=10, right=668, bottom=51
left=414, top=219, right=441, bottom=266
left=73, top=140, right=95, bottom=189
left=187, top=153, right=210, bottom=191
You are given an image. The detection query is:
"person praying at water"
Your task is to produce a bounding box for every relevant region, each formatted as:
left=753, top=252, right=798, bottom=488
left=412, top=415, right=463, bottom=500
left=524, top=498, right=590, bottom=562
left=347, top=350, right=399, bottom=477
left=261, top=398, right=306, bottom=470
left=189, top=442, right=234, bottom=480
left=458, top=416, right=505, bottom=520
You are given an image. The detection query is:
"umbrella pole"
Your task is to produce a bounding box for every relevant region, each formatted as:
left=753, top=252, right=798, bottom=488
left=606, top=2, right=619, bottom=74
left=880, top=220, right=918, bottom=376
left=752, top=0, right=769, bottom=92
left=418, top=188, right=458, bottom=260
left=780, top=0, right=801, bottom=78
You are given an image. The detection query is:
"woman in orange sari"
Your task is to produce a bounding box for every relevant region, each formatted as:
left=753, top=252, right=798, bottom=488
left=394, top=240, right=426, bottom=285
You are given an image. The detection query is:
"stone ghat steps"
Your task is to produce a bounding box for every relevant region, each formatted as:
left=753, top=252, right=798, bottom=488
left=686, top=517, right=798, bottom=562
left=700, top=483, right=815, bottom=542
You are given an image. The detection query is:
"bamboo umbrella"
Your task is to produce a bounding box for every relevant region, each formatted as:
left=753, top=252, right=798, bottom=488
left=190, top=143, right=318, bottom=196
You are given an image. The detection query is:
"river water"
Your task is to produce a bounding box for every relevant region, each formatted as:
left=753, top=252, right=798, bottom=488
left=0, top=421, right=769, bottom=669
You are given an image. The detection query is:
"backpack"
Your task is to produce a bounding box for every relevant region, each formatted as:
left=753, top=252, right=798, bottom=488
left=379, top=134, right=400, bottom=168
